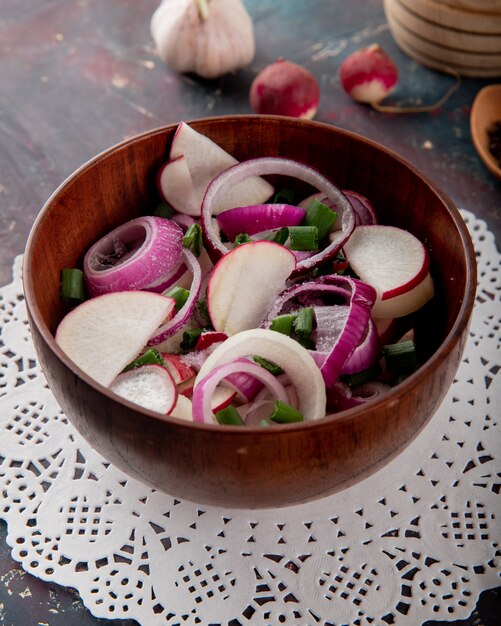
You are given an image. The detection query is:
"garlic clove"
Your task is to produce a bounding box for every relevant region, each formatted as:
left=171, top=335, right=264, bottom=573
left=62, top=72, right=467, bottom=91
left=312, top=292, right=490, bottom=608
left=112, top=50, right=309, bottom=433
left=151, top=0, right=255, bottom=79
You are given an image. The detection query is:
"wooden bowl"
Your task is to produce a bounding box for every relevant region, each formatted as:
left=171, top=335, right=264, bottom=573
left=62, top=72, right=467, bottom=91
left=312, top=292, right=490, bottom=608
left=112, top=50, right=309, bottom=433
left=23, top=116, right=476, bottom=508
left=470, top=84, right=501, bottom=180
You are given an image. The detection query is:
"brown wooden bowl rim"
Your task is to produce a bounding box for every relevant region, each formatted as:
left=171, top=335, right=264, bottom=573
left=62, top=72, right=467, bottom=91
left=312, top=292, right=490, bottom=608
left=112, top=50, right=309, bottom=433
left=23, top=114, right=478, bottom=435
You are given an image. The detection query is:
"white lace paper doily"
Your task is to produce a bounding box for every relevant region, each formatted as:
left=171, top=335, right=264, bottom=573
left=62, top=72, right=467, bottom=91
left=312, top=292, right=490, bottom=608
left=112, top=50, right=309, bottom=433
left=0, top=210, right=499, bottom=626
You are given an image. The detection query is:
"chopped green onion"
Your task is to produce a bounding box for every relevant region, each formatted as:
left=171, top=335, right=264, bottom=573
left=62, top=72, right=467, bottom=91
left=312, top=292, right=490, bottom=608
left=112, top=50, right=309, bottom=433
left=252, top=355, right=284, bottom=376
left=153, top=201, right=174, bottom=219
left=293, top=307, right=314, bottom=341
left=272, top=188, right=296, bottom=205
left=215, top=405, right=245, bottom=426
left=180, top=328, right=204, bottom=351
left=341, top=361, right=383, bottom=388
left=270, top=313, right=297, bottom=336
left=303, top=198, right=337, bottom=241
left=273, top=227, right=290, bottom=245
left=123, top=348, right=165, bottom=372
left=61, top=268, right=85, bottom=303
left=196, top=299, right=211, bottom=327
left=166, top=286, right=190, bottom=310
left=234, top=233, right=253, bottom=246
left=259, top=419, right=272, bottom=427
left=287, top=226, right=319, bottom=251
left=384, top=340, right=417, bottom=373
left=270, top=400, right=304, bottom=424
left=182, top=223, right=203, bottom=256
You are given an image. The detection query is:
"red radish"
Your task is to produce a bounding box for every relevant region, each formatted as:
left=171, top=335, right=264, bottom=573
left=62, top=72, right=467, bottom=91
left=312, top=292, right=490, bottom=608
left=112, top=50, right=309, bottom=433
left=195, top=328, right=326, bottom=421
left=211, top=387, right=238, bottom=413
left=158, top=122, right=274, bottom=216
left=339, top=44, right=398, bottom=105
left=249, top=59, right=320, bottom=119
left=55, top=291, right=175, bottom=387
left=110, top=364, right=177, bottom=414
left=195, top=331, right=228, bottom=351
left=343, top=225, right=434, bottom=318
left=207, top=241, right=296, bottom=335
left=161, top=353, right=196, bottom=384
left=169, top=394, right=193, bottom=421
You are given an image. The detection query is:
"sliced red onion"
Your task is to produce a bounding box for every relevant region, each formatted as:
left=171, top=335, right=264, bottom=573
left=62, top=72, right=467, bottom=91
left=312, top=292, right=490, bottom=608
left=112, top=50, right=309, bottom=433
left=326, top=381, right=390, bottom=412
left=201, top=157, right=354, bottom=273
left=263, top=275, right=376, bottom=387
left=171, top=213, right=197, bottom=232
left=343, top=190, right=377, bottom=226
left=83, top=216, right=183, bottom=297
left=222, top=364, right=264, bottom=403
left=143, top=258, right=188, bottom=293
left=216, top=203, right=306, bottom=241
left=192, top=357, right=289, bottom=424
left=341, top=316, right=379, bottom=374
left=147, top=248, right=202, bottom=345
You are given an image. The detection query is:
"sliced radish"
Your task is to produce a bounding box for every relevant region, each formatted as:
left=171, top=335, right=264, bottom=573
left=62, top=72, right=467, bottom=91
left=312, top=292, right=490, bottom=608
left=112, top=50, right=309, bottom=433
left=195, top=328, right=326, bottom=421
left=195, top=331, right=228, bottom=351
left=343, top=225, right=434, bottom=318
left=211, top=387, right=238, bottom=413
left=169, top=394, right=193, bottom=421
left=55, top=291, right=175, bottom=387
left=110, top=364, right=177, bottom=414
left=207, top=241, right=296, bottom=335
left=158, top=122, right=274, bottom=216
left=161, top=353, right=196, bottom=384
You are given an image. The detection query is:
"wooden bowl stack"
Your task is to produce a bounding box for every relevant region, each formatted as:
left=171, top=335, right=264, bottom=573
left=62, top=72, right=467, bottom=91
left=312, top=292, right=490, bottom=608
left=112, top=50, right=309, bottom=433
left=384, top=0, right=501, bottom=77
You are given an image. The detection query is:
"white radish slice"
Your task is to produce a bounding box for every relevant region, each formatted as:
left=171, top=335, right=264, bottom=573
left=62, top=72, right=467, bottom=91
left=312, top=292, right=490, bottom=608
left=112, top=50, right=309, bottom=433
left=343, top=225, right=434, bottom=318
left=207, top=241, right=296, bottom=336
left=161, top=353, right=196, bottom=384
left=169, top=394, right=193, bottom=421
left=195, top=329, right=326, bottom=421
left=110, top=364, right=177, bottom=414
left=55, top=291, right=175, bottom=387
left=159, top=122, right=274, bottom=216
left=211, top=387, right=238, bottom=413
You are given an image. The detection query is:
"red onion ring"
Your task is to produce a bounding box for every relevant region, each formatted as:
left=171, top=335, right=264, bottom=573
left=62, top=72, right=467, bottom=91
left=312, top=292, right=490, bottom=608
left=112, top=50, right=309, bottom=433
left=326, top=381, right=390, bottom=412
left=192, top=357, right=289, bottom=424
left=147, top=249, right=202, bottom=345
left=201, top=157, right=355, bottom=273
left=341, top=317, right=379, bottom=375
left=143, top=258, right=188, bottom=293
left=83, top=216, right=183, bottom=297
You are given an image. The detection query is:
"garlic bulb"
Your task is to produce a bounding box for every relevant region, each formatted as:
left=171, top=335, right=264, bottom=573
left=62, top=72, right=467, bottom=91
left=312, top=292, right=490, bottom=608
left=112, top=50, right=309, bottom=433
left=151, top=0, right=255, bottom=79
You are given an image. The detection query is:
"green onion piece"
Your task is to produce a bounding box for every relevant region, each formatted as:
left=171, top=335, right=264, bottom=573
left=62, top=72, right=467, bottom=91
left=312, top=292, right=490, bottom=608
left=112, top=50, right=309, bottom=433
left=166, top=286, right=190, bottom=310
left=180, top=328, right=204, bottom=351
left=252, top=355, right=284, bottom=376
left=303, top=198, right=337, bottom=242
left=287, top=226, right=319, bottom=251
left=196, top=299, right=211, bottom=327
left=153, top=201, right=174, bottom=219
left=270, top=313, right=297, bottom=336
left=234, top=233, right=253, bottom=246
left=182, top=223, right=203, bottom=256
left=293, top=307, right=314, bottom=341
left=123, top=348, right=165, bottom=372
left=61, top=268, right=85, bottom=303
left=270, top=400, right=304, bottom=424
left=215, top=405, right=245, bottom=426
left=340, top=361, right=383, bottom=388
left=259, top=419, right=272, bottom=427
left=272, top=188, right=296, bottom=205
left=384, top=340, right=417, bottom=373
left=273, top=227, right=290, bottom=245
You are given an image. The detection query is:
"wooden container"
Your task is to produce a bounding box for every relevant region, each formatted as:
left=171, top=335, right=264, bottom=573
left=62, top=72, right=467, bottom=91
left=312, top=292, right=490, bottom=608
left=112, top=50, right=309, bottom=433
left=384, top=0, right=501, bottom=78
left=23, top=116, right=476, bottom=508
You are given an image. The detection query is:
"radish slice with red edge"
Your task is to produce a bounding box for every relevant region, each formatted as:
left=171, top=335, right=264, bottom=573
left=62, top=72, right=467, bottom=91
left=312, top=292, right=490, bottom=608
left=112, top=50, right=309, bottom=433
left=110, top=364, right=178, bottom=414
left=201, top=157, right=354, bottom=273
left=343, top=225, right=434, bottom=318
left=83, top=216, right=183, bottom=297
left=195, top=328, right=326, bottom=421
left=192, top=357, right=289, bottom=424
left=148, top=248, right=202, bottom=345
left=169, top=394, right=193, bottom=421
left=55, top=291, right=175, bottom=388
left=216, top=203, right=306, bottom=241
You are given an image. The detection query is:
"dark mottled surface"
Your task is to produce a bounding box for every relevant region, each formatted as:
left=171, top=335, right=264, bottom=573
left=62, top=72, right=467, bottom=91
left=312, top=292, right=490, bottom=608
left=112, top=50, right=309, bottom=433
left=0, top=0, right=499, bottom=624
